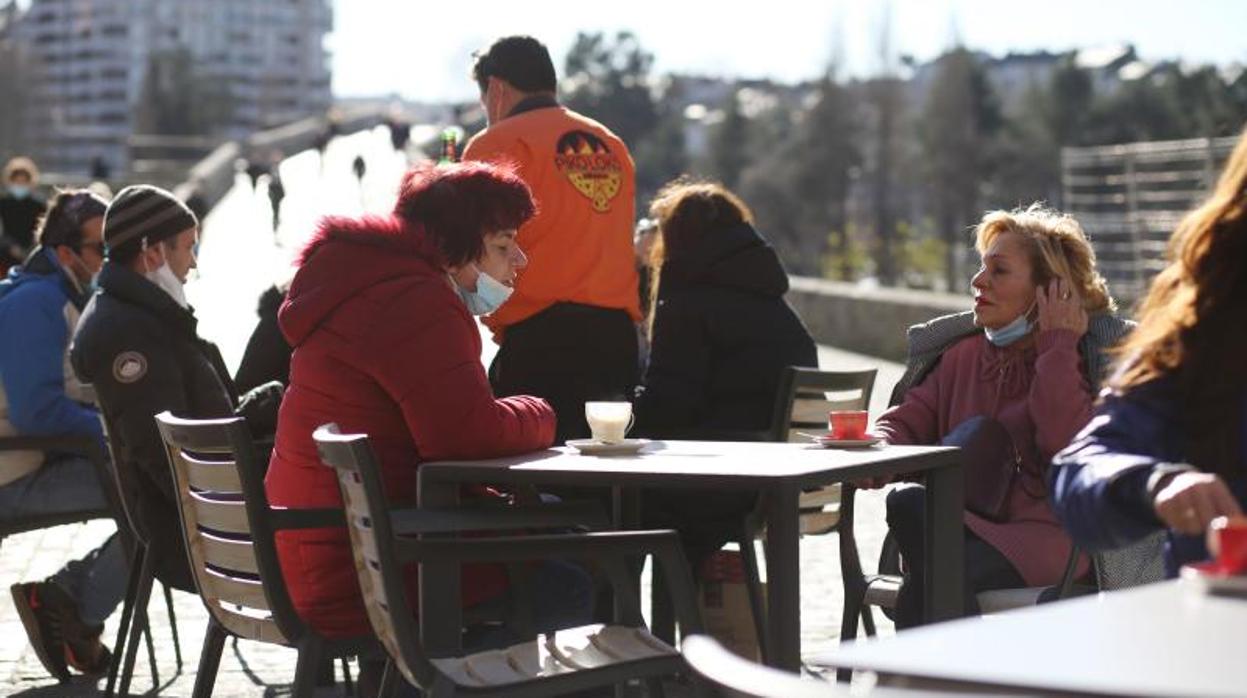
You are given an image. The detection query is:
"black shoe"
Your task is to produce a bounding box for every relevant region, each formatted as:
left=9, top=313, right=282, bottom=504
left=10, top=582, right=71, bottom=682
left=62, top=620, right=111, bottom=679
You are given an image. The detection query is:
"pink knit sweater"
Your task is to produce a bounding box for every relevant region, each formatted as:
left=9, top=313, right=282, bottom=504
left=875, top=328, right=1091, bottom=586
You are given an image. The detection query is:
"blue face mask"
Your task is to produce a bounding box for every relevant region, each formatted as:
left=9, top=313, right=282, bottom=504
left=8, top=185, right=30, bottom=199
left=454, top=268, right=513, bottom=316
left=984, top=302, right=1036, bottom=347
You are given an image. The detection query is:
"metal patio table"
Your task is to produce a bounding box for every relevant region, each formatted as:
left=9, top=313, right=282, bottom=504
left=415, top=439, right=963, bottom=671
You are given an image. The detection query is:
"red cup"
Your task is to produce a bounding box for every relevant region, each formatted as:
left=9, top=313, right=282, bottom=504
left=829, top=410, right=868, bottom=440
left=1208, top=516, right=1247, bottom=574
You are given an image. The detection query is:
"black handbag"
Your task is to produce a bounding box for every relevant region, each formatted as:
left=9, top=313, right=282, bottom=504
left=941, top=415, right=1021, bottom=523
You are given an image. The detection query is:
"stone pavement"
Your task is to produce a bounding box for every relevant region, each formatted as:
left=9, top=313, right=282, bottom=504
left=1, top=128, right=905, bottom=695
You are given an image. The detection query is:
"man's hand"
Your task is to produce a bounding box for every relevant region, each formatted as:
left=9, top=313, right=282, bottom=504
left=1153, top=472, right=1243, bottom=536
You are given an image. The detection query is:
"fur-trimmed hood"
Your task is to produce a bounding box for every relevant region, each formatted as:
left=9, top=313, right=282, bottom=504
left=280, top=214, right=445, bottom=347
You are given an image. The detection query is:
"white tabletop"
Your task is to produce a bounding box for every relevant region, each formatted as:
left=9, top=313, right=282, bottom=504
left=823, top=579, right=1246, bottom=697
left=420, top=440, right=958, bottom=489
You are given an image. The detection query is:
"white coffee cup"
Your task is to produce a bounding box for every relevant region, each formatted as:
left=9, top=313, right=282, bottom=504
left=584, top=401, right=635, bottom=444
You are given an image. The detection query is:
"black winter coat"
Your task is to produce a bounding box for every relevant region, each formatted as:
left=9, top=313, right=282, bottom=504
left=234, top=284, right=292, bottom=393
left=634, top=222, right=817, bottom=435
left=70, top=263, right=237, bottom=591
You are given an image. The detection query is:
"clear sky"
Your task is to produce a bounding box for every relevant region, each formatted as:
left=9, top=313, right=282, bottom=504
left=330, top=0, right=1247, bottom=102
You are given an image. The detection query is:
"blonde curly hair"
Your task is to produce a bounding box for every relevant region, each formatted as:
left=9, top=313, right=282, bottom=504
left=974, top=203, right=1116, bottom=314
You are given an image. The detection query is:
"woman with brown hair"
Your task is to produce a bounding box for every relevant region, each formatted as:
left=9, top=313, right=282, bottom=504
left=869, top=203, right=1131, bottom=627
left=633, top=179, right=816, bottom=438
left=1052, top=127, right=1247, bottom=575
left=634, top=178, right=816, bottom=571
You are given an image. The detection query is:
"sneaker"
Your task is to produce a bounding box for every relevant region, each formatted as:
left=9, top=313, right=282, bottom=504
left=10, top=582, right=71, bottom=682
left=61, top=618, right=111, bottom=678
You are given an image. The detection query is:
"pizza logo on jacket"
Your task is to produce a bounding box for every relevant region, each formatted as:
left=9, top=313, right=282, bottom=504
left=554, top=130, right=623, bottom=212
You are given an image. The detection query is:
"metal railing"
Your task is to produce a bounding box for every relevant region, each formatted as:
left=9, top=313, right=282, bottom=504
left=1062, top=135, right=1238, bottom=309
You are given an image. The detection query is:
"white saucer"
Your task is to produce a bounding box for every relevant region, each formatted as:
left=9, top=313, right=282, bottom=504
left=566, top=438, right=649, bottom=456
left=1181, top=562, right=1247, bottom=597
left=814, top=435, right=884, bottom=449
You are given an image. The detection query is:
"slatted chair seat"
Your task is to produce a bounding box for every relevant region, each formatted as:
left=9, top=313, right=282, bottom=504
left=313, top=423, right=708, bottom=697
left=433, top=624, right=676, bottom=688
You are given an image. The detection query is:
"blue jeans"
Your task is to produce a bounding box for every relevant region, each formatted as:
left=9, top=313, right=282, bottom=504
left=0, top=455, right=126, bottom=627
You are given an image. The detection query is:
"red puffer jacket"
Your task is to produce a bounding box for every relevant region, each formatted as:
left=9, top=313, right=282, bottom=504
left=265, top=214, right=556, bottom=638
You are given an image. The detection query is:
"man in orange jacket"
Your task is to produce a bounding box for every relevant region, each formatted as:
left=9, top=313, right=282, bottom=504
left=464, top=35, right=641, bottom=442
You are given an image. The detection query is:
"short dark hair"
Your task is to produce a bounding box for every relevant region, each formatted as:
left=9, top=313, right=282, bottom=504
left=36, top=189, right=108, bottom=251
left=394, top=162, right=536, bottom=268
left=471, top=35, right=557, bottom=95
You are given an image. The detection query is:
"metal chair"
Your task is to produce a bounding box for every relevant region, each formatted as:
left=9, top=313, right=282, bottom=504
left=314, top=423, right=708, bottom=697
left=94, top=413, right=185, bottom=697
left=0, top=432, right=176, bottom=692
left=737, top=367, right=878, bottom=661
left=155, top=412, right=379, bottom=698
left=0, top=434, right=113, bottom=539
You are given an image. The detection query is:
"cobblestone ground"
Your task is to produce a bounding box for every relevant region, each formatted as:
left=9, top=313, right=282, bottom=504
left=2, top=129, right=904, bottom=695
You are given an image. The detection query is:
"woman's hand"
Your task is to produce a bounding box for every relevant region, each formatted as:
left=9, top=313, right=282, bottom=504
left=1035, top=277, right=1088, bottom=337
left=1153, top=472, right=1244, bottom=536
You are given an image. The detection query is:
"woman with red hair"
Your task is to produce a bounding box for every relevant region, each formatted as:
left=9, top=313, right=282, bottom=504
left=266, top=162, right=590, bottom=645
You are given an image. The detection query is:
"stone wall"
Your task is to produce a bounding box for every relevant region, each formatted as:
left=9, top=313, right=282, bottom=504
left=786, top=276, right=971, bottom=363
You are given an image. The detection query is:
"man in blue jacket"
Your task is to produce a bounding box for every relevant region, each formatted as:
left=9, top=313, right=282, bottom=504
left=0, top=190, right=123, bottom=681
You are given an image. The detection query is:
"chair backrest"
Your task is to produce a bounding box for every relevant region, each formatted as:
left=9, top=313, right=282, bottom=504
left=1094, top=531, right=1168, bottom=591
left=155, top=411, right=305, bottom=647
left=313, top=423, right=434, bottom=689
left=95, top=408, right=162, bottom=552
left=768, top=367, right=877, bottom=442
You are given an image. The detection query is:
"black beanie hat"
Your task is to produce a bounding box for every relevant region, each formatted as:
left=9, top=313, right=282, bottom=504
left=103, top=184, right=198, bottom=256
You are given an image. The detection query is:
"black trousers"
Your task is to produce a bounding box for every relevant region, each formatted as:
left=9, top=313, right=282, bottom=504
left=490, top=302, right=638, bottom=444
left=885, top=482, right=1024, bottom=629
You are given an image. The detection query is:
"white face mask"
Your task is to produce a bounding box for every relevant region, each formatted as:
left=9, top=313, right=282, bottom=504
left=146, top=261, right=188, bottom=308
left=452, top=266, right=513, bottom=316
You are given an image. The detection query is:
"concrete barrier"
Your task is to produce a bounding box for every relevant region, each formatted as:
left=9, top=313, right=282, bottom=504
left=172, top=141, right=240, bottom=212
left=787, top=276, right=971, bottom=363
left=171, top=107, right=388, bottom=214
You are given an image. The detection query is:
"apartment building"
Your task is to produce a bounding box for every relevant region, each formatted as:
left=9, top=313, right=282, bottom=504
left=10, top=0, right=332, bottom=174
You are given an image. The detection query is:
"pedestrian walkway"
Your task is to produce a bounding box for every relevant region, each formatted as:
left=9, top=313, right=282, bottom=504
left=1, top=127, right=906, bottom=695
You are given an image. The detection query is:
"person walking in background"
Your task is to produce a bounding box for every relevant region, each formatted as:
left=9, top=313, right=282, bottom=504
left=865, top=204, right=1132, bottom=628
left=1, top=190, right=124, bottom=682
left=266, top=167, right=285, bottom=234
left=463, top=35, right=640, bottom=442
left=1052, top=126, right=1247, bottom=575
left=1, top=156, right=49, bottom=273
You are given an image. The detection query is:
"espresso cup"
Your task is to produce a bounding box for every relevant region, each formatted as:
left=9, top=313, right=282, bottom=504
left=585, top=401, right=635, bottom=444
left=829, top=409, right=868, bottom=440
left=1207, top=515, right=1247, bottom=574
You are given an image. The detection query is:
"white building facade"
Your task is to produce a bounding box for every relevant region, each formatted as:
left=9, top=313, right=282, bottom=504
left=13, top=0, right=332, bottom=174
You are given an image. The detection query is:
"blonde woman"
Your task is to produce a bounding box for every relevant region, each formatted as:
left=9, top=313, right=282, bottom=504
left=867, top=204, right=1131, bottom=627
